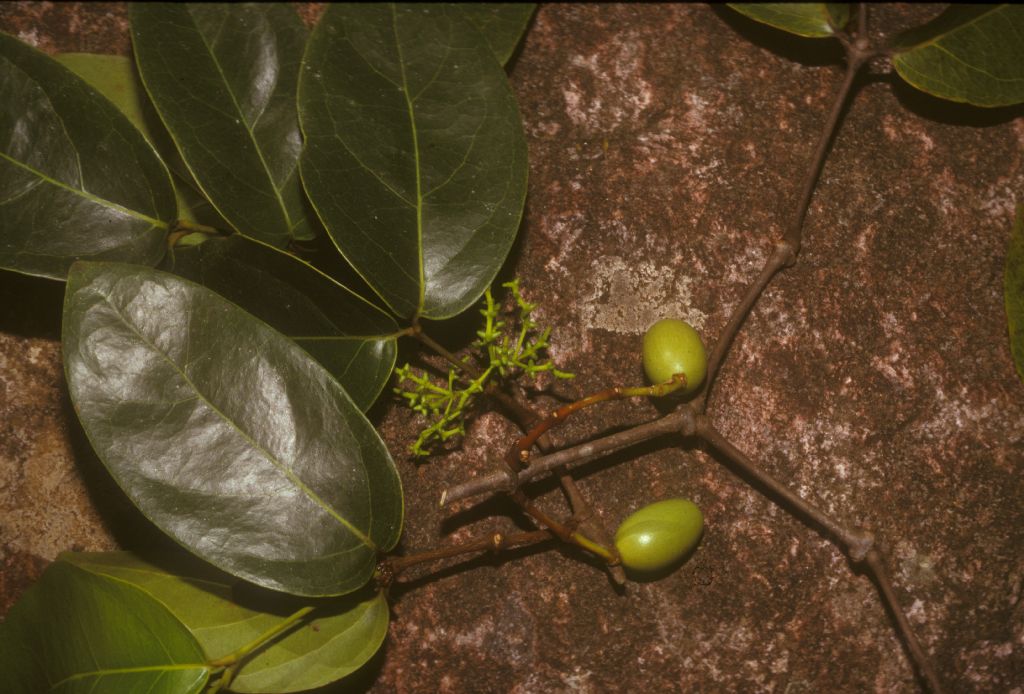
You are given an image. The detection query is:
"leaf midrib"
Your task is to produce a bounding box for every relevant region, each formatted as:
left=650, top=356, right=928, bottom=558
left=96, top=290, right=376, bottom=550
left=292, top=334, right=399, bottom=342
left=51, top=663, right=209, bottom=690
left=221, top=231, right=402, bottom=325
left=187, top=7, right=294, bottom=235
left=899, top=5, right=1006, bottom=53
left=0, top=151, right=167, bottom=229
left=234, top=593, right=385, bottom=684
left=391, top=4, right=426, bottom=317
left=905, top=41, right=1024, bottom=85
left=83, top=563, right=288, bottom=635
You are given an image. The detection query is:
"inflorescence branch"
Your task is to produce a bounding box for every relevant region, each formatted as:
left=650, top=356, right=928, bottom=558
left=399, top=279, right=574, bottom=456
left=407, top=282, right=624, bottom=577
left=421, top=6, right=941, bottom=691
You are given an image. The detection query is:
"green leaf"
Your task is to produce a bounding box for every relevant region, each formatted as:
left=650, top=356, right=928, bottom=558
left=727, top=3, right=850, bottom=38
left=0, top=34, right=174, bottom=280
left=456, top=4, right=535, bottom=65
left=162, top=234, right=400, bottom=410
left=891, top=5, right=1024, bottom=107
left=1006, top=203, right=1024, bottom=383
left=54, top=52, right=230, bottom=229
left=54, top=53, right=150, bottom=135
left=0, top=560, right=209, bottom=694
left=299, top=4, right=529, bottom=320
left=62, top=262, right=403, bottom=596
left=170, top=178, right=234, bottom=230
left=63, top=551, right=390, bottom=693
left=131, top=4, right=316, bottom=245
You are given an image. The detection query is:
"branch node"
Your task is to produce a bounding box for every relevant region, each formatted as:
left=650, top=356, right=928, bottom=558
left=845, top=527, right=875, bottom=563
left=501, top=468, right=520, bottom=494
left=774, top=240, right=798, bottom=268
left=374, top=560, right=396, bottom=591
left=676, top=406, right=698, bottom=437
left=852, top=36, right=871, bottom=56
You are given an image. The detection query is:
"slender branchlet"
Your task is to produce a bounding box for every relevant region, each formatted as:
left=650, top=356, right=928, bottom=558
left=379, top=529, right=553, bottom=585
left=429, top=5, right=944, bottom=690
left=408, top=282, right=619, bottom=573
left=697, top=19, right=876, bottom=413
left=401, top=280, right=573, bottom=456
left=441, top=408, right=696, bottom=507
left=487, top=385, right=628, bottom=585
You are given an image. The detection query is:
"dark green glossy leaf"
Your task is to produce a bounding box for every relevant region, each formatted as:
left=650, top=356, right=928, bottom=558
left=63, top=262, right=403, bottom=596
left=54, top=52, right=229, bottom=229
left=1006, top=204, right=1024, bottom=383
left=0, top=560, right=208, bottom=694
left=456, top=4, right=535, bottom=65
left=64, top=551, right=390, bottom=693
left=162, top=234, right=399, bottom=410
left=299, top=4, right=528, bottom=320
left=0, top=34, right=174, bottom=280
left=171, top=178, right=234, bottom=230
left=891, top=5, right=1024, bottom=107
left=728, top=3, right=850, bottom=38
left=131, top=4, right=315, bottom=244
left=54, top=53, right=149, bottom=134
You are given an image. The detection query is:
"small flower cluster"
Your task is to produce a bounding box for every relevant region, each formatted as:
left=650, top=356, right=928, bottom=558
left=395, top=279, right=574, bottom=456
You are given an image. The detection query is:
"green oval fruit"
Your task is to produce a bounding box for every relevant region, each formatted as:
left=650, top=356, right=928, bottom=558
left=614, top=498, right=703, bottom=573
left=642, top=318, right=707, bottom=394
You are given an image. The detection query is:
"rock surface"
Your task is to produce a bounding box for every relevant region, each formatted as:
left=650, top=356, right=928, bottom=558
left=1, top=4, right=1022, bottom=692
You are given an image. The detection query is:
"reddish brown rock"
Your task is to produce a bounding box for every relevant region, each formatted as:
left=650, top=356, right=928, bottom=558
left=1, top=4, right=1021, bottom=692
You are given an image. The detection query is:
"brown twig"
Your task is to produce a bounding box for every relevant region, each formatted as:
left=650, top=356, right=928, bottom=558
left=441, top=408, right=942, bottom=690
left=493, top=376, right=685, bottom=574
left=504, top=375, right=685, bottom=470
left=428, top=7, right=944, bottom=690
left=489, top=386, right=628, bottom=584
left=695, top=418, right=872, bottom=556
left=694, top=418, right=941, bottom=692
left=695, top=242, right=793, bottom=413
left=693, top=12, right=941, bottom=687
left=863, top=549, right=946, bottom=694
left=381, top=529, right=553, bottom=583
left=441, top=408, right=696, bottom=507
left=696, top=37, right=873, bottom=414
left=410, top=325, right=471, bottom=374
left=410, top=326, right=620, bottom=568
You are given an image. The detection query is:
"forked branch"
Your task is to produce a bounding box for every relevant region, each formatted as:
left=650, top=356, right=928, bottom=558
left=435, top=5, right=943, bottom=691
left=696, top=26, right=876, bottom=413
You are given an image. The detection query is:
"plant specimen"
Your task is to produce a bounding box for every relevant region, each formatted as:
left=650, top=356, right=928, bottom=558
left=1, top=4, right=1022, bottom=692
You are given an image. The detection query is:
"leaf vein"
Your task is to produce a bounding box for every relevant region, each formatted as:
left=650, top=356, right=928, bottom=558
left=97, top=293, right=375, bottom=549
